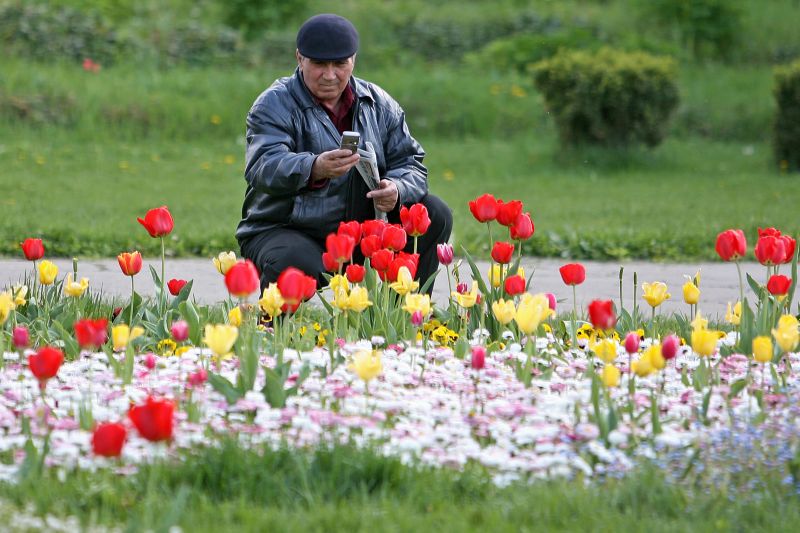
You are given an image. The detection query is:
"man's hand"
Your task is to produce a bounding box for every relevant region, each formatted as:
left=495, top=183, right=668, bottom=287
left=367, top=179, right=399, bottom=212
left=310, top=149, right=360, bottom=183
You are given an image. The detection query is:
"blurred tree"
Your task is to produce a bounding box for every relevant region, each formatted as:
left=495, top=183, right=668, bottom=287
left=217, top=0, right=307, bottom=41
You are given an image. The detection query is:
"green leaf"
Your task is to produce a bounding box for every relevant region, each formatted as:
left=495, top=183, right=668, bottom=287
left=701, top=388, right=712, bottom=425
left=729, top=378, right=748, bottom=398
left=118, top=291, right=143, bottom=325
left=746, top=273, right=764, bottom=300
left=419, top=268, right=439, bottom=295
left=650, top=392, right=662, bottom=435
left=208, top=372, right=242, bottom=405
left=179, top=300, right=202, bottom=346
left=51, top=320, right=79, bottom=360
left=461, top=248, right=490, bottom=298
left=262, top=367, right=287, bottom=408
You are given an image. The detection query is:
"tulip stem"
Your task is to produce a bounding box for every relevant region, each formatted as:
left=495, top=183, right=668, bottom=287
left=160, top=236, right=166, bottom=315
left=571, top=285, right=578, bottom=352
left=130, top=276, right=135, bottom=326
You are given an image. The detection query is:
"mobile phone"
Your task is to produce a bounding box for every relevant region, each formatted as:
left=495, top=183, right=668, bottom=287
left=340, top=131, right=360, bottom=154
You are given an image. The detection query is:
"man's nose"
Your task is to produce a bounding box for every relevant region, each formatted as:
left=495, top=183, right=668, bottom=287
left=322, top=64, right=337, bottom=79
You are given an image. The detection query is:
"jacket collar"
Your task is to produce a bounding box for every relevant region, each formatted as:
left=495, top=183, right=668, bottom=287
left=289, top=67, right=374, bottom=110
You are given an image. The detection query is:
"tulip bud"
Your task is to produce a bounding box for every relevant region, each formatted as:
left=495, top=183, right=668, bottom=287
left=456, top=282, right=468, bottom=294
left=12, top=325, right=29, bottom=349
left=661, top=334, right=680, bottom=360
left=624, top=332, right=640, bottom=354
left=545, top=292, right=557, bottom=311
left=436, top=243, right=454, bottom=265
left=411, top=310, right=424, bottom=327
left=471, top=346, right=486, bottom=370
left=188, top=368, right=208, bottom=387
left=171, top=320, right=189, bottom=342
left=143, top=353, right=157, bottom=370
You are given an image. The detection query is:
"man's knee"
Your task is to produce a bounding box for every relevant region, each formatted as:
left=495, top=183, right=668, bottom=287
left=421, top=194, right=453, bottom=241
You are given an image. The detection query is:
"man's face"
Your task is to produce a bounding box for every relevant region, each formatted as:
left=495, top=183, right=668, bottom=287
left=297, top=51, right=355, bottom=104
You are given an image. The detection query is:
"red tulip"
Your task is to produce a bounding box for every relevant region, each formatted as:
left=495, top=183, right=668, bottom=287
left=504, top=274, right=526, bottom=296
left=588, top=300, right=616, bottom=331
left=381, top=224, right=407, bottom=252
left=28, top=346, right=64, bottom=384
left=361, top=219, right=386, bottom=238
left=715, top=229, right=747, bottom=261
left=144, top=353, right=157, bottom=370
left=780, top=235, right=796, bottom=264
left=370, top=249, right=393, bottom=273
left=496, top=200, right=523, bottom=227
left=129, top=397, right=174, bottom=442
left=337, top=221, right=361, bottom=245
left=471, top=346, right=486, bottom=370
left=559, top=263, right=586, bottom=286
left=322, top=252, right=338, bottom=272
left=491, top=241, right=514, bottom=264
left=624, top=332, right=640, bottom=354
left=399, top=203, right=431, bottom=237
left=767, top=274, right=792, bottom=296
left=661, top=335, right=680, bottom=360
left=74, top=318, right=109, bottom=349
left=758, top=227, right=781, bottom=238
left=225, top=260, right=260, bottom=298
left=360, top=235, right=382, bottom=259
left=167, top=278, right=188, bottom=296
left=137, top=206, right=174, bottom=238
left=12, top=325, right=29, bottom=349
left=325, top=233, right=356, bottom=265
left=755, top=235, right=786, bottom=266
left=468, top=193, right=498, bottom=223
left=388, top=254, right=418, bottom=282
left=436, top=243, right=454, bottom=266
left=510, top=212, right=534, bottom=241
left=92, top=422, right=127, bottom=457
left=545, top=292, right=557, bottom=311
left=277, top=267, right=317, bottom=313
left=171, top=320, right=189, bottom=342
left=21, top=238, right=45, bottom=261
left=117, top=251, right=142, bottom=276
left=346, top=264, right=366, bottom=283
left=187, top=368, right=208, bottom=388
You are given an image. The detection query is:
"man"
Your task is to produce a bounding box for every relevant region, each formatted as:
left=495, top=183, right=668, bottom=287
left=237, top=13, right=452, bottom=292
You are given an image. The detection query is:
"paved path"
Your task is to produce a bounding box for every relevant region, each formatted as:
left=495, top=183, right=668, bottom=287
left=0, top=257, right=771, bottom=318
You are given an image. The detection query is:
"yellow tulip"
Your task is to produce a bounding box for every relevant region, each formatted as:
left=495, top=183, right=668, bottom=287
left=213, top=251, right=237, bottom=275
left=228, top=306, right=243, bottom=327
left=514, top=293, right=554, bottom=335
left=771, top=314, right=799, bottom=353
left=329, top=274, right=350, bottom=295
left=402, top=293, right=431, bottom=317
left=491, top=299, right=516, bottom=325
left=691, top=328, right=718, bottom=357
left=488, top=264, right=505, bottom=288
left=350, top=349, right=382, bottom=382
left=591, top=338, right=618, bottom=363
left=203, top=324, right=239, bottom=359
left=11, top=284, right=27, bottom=306
left=452, top=283, right=479, bottom=308
left=0, top=291, right=15, bottom=325
left=642, top=282, right=670, bottom=308
left=752, top=336, right=774, bottom=363
left=345, top=286, right=372, bottom=313
left=112, top=324, right=144, bottom=351
left=645, top=343, right=665, bottom=370
left=63, top=273, right=89, bottom=297
left=389, top=266, right=419, bottom=296
left=258, top=283, right=284, bottom=318
left=682, top=280, right=700, bottom=305
left=601, top=364, right=620, bottom=387
left=632, top=355, right=655, bottom=377
left=691, top=312, right=709, bottom=331
left=38, top=260, right=58, bottom=285
left=725, top=301, right=741, bottom=326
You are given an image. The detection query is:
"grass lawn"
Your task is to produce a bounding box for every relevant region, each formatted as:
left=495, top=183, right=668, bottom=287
left=1, top=442, right=797, bottom=531
left=1, top=129, right=797, bottom=260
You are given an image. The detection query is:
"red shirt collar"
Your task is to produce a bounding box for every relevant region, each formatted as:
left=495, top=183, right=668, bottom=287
left=315, top=83, right=355, bottom=134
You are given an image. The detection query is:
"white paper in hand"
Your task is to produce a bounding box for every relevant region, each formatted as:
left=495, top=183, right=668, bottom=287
left=354, top=142, right=386, bottom=220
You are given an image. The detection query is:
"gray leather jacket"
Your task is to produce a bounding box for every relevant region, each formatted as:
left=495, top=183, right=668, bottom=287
left=236, top=68, right=428, bottom=243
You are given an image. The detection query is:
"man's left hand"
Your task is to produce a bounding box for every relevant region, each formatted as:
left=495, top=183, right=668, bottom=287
left=366, top=179, right=399, bottom=212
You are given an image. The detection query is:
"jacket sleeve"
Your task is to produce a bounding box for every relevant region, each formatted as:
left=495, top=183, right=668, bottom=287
left=244, top=101, right=316, bottom=195
left=382, top=100, right=428, bottom=205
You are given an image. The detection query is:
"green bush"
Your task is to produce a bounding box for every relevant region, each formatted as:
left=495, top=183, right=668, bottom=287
left=638, top=0, right=742, bottom=61
left=532, top=48, right=679, bottom=147
left=774, top=59, right=800, bottom=172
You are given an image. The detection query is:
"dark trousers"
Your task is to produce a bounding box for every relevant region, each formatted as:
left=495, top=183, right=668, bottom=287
left=240, top=194, right=453, bottom=294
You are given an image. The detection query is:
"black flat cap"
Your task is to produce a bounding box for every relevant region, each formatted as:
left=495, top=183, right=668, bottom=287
left=296, top=14, right=359, bottom=61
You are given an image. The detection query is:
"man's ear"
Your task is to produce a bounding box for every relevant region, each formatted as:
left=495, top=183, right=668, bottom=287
left=295, top=49, right=303, bottom=68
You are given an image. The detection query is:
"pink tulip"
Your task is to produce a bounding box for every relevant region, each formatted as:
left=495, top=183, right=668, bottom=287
left=171, top=320, right=189, bottom=342
left=624, top=332, right=640, bottom=354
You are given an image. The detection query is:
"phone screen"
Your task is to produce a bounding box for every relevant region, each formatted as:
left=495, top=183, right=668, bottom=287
left=340, top=131, right=360, bottom=154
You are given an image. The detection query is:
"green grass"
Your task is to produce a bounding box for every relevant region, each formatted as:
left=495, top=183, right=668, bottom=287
left=1, top=441, right=798, bottom=531
left=2, top=128, right=798, bottom=260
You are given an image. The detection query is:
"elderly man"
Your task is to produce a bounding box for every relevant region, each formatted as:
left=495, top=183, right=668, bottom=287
left=237, top=13, right=452, bottom=291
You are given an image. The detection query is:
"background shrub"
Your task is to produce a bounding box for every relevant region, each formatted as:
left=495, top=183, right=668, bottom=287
left=774, top=59, right=800, bottom=172
left=532, top=48, right=679, bottom=147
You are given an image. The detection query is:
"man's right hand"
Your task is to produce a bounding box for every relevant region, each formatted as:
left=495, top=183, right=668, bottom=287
left=310, top=149, right=360, bottom=183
